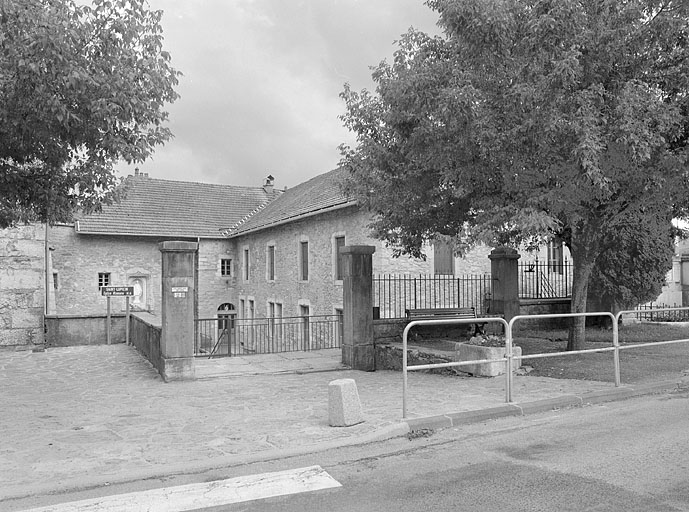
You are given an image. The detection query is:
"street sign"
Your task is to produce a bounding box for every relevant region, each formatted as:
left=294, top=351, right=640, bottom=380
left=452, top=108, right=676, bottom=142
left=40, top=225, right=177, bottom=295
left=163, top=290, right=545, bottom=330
left=101, top=286, right=134, bottom=296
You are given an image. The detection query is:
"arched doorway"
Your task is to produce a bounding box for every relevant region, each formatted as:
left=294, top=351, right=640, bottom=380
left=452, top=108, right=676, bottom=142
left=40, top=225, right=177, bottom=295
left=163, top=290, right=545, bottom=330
left=216, top=303, right=235, bottom=356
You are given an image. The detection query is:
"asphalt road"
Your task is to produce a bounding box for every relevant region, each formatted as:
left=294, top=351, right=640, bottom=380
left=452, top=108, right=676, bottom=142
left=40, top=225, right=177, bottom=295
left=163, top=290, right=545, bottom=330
left=7, top=388, right=689, bottom=511
left=235, top=389, right=689, bottom=511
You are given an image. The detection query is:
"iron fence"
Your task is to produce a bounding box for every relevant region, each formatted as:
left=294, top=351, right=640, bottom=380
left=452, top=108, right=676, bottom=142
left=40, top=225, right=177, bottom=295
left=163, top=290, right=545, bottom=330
left=519, top=257, right=572, bottom=298
left=373, top=273, right=494, bottom=319
left=634, top=302, right=689, bottom=322
left=194, top=314, right=342, bottom=357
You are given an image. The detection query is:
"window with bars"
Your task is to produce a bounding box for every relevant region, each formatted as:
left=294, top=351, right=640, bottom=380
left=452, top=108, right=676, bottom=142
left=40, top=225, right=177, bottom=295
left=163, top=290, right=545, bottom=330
left=98, top=272, right=110, bottom=289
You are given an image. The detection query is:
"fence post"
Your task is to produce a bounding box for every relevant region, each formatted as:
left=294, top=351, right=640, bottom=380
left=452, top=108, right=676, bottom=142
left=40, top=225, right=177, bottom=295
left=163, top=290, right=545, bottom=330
left=341, top=245, right=376, bottom=371
left=489, top=247, right=521, bottom=323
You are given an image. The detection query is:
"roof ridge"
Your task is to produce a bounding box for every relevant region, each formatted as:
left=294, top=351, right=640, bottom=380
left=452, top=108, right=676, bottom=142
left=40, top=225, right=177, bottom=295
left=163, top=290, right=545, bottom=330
left=221, top=196, right=276, bottom=236
left=127, top=174, right=270, bottom=192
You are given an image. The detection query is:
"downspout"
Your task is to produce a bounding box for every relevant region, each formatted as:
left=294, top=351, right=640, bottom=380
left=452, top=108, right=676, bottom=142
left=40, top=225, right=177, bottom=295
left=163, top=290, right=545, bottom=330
left=195, top=237, right=200, bottom=319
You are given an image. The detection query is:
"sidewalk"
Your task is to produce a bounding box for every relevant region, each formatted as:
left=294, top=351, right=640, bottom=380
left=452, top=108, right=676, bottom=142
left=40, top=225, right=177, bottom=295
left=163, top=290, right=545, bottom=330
left=0, top=344, right=681, bottom=502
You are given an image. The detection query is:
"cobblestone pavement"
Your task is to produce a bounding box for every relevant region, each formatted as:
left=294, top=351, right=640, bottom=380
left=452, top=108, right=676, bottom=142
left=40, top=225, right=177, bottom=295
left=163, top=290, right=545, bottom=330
left=0, top=344, right=618, bottom=500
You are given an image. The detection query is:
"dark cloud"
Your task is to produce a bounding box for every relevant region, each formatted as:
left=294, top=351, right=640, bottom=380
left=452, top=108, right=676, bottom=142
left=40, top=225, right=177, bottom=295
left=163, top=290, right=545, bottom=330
left=119, top=0, right=440, bottom=189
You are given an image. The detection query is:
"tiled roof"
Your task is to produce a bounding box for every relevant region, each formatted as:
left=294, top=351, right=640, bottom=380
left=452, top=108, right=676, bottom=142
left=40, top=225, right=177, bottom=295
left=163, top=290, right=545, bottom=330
left=76, top=175, right=279, bottom=238
left=225, top=168, right=357, bottom=237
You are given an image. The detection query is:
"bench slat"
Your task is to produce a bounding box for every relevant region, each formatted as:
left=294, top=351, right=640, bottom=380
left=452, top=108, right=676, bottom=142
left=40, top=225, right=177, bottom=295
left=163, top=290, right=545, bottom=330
left=405, top=307, right=476, bottom=319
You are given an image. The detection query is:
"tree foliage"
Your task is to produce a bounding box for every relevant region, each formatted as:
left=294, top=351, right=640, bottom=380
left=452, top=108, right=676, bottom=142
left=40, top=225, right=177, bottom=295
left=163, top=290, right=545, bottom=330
left=339, top=0, right=689, bottom=349
left=0, top=0, right=180, bottom=227
left=588, top=215, right=678, bottom=313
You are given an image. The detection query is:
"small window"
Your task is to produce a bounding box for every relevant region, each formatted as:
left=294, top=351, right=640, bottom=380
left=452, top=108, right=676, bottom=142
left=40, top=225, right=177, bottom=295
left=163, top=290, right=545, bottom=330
left=335, top=236, right=346, bottom=280
left=98, top=272, right=110, bottom=289
left=267, top=245, right=275, bottom=281
left=221, top=258, right=232, bottom=277
left=243, top=248, right=250, bottom=281
left=52, top=272, right=58, bottom=290
left=300, top=241, right=309, bottom=281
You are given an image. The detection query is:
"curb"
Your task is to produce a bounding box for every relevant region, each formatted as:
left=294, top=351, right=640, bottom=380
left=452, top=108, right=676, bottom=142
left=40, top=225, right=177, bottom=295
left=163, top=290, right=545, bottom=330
left=404, top=379, right=684, bottom=431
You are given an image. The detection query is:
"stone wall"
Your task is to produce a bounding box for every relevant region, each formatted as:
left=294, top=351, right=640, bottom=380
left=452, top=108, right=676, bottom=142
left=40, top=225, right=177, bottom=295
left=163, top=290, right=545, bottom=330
left=196, top=238, right=237, bottom=319
left=49, top=226, right=164, bottom=315
left=45, top=314, right=126, bottom=347
left=49, top=226, right=233, bottom=320
left=0, top=224, right=45, bottom=349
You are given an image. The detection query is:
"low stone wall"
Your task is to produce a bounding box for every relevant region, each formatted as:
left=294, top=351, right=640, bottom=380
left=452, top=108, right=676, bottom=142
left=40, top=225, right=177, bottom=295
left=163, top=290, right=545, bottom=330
left=130, top=313, right=163, bottom=375
left=373, top=318, right=474, bottom=345
left=375, top=343, right=459, bottom=375
left=518, top=298, right=571, bottom=328
left=45, top=314, right=126, bottom=347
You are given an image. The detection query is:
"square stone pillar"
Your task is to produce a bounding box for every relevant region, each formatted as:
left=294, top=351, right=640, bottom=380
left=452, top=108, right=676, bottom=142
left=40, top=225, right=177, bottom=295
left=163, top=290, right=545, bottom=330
left=159, top=241, right=197, bottom=381
left=489, top=247, right=521, bottom=322
left=341, top=245, right=375, bottom=371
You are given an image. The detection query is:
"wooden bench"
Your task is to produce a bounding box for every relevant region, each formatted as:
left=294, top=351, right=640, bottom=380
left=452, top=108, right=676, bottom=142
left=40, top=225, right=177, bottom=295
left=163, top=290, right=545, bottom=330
left=405, top=307, right=484, bottom=335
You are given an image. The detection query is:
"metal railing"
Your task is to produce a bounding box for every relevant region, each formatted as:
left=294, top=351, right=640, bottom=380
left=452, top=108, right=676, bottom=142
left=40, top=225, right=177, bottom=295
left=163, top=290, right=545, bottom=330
left=374, top=273, right=494, bottom=319
left=194, top=314, right=342, bottom=357
left=519, top=258, right=572, bottom=298
left=634, top=302, right=689, bottom=322
left=401, top=307, right=689, bottom=419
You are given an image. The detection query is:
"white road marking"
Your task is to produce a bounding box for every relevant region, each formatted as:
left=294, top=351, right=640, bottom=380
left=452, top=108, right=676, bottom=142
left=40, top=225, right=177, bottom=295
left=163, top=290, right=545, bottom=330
left=24, top=465, right=341, bottom=511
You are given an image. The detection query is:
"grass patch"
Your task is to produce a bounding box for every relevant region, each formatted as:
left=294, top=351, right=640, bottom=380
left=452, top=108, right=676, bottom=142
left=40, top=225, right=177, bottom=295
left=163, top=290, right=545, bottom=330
left=514, top=322, right=689, bottom=384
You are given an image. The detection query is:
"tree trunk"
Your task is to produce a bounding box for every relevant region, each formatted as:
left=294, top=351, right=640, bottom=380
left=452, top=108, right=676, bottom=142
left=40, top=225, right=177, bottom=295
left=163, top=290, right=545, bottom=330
left=567, top=243, right=596, bottom=351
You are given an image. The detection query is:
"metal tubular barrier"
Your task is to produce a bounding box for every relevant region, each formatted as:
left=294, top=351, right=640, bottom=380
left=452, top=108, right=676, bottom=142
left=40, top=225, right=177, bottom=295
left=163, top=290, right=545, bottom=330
left=402, top=307, right=689, bottom=419
left=507, top=312, right=617, bottom=400
left=402, top=316, right=509, bottom=419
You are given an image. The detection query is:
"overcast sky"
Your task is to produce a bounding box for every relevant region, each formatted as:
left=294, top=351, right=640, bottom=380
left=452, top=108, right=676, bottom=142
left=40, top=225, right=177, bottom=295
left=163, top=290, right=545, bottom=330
left=117, top=0, right=441, bottom=190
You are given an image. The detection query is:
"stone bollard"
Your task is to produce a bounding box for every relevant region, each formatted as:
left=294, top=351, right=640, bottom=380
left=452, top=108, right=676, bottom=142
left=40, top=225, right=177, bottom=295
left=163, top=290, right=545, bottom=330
left=328, top=378, right=364, bottom=427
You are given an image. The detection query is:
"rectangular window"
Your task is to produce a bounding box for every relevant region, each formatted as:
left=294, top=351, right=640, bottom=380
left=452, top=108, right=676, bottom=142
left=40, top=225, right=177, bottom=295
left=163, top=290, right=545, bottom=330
left=548, top=241, right=564, bottom=274
left=220, top=258, right=232, bottom=277
left=300, top=241, right=309, bottom=280
left=98, top=272, right=110, bottom=289
left=243, top=248, right=250, bottom=280
left=433, top=240, right=454, bottom=275
left=267, top=245, right=275, bottom=281
left=335, top=236, right=346, bottom=280
left=52, top=272, right=59, bottom=290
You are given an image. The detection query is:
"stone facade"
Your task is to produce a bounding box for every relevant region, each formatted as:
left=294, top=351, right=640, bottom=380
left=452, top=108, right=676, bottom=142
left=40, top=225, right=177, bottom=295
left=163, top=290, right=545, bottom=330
left=48, top=225, right=234, bottom=321
left=0, top=225, right=45, bottom=348
left=230, top=206, right=440, bottom=319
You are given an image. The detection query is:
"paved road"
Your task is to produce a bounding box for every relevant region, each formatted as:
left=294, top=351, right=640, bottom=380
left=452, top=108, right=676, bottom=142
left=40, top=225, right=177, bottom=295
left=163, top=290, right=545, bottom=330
left=9, top=389, right=689, bottom=511
left=239, top=389, right=689, bottom=511
left=1, top=343, right=629, bottom=504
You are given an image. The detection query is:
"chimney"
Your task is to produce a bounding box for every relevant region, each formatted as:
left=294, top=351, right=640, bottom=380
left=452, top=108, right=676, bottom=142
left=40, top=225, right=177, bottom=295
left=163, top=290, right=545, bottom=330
left=134, top=168, right=139, bottom=177
left=263, top=174, right=275, bottom=193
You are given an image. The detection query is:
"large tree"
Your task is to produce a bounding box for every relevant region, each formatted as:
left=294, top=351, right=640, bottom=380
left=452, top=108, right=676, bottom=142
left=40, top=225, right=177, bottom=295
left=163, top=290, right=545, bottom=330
left=340, top=0, right=689, bottom=350
left=0, top=0, right=180, bottom=227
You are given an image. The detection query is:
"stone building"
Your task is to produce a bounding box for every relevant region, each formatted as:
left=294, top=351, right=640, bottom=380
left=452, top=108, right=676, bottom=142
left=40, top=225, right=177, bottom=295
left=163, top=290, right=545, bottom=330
left=0, top=168, right=496, bottom=349
left=223, top=168, right=491, bottom=321
left=48, top=171, right=280, bottom=320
